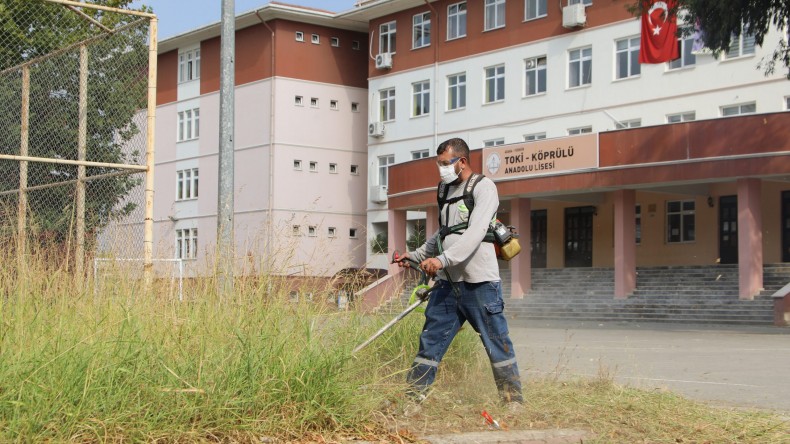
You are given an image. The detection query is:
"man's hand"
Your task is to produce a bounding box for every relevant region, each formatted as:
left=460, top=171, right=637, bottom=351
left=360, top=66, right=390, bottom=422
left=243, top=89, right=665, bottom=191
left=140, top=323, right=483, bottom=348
left=394, top=251, right=411, bottom=269
left=420, top=257, right=443, bottom=277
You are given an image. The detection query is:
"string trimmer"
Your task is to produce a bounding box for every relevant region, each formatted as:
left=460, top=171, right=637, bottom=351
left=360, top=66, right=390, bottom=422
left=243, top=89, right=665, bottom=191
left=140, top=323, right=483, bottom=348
left=352, top=251, right=437, bottom=354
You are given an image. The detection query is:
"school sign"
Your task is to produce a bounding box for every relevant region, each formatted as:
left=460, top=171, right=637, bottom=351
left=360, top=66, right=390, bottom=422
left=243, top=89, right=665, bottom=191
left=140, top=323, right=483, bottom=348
left=482, top=133, right=598, bottom=180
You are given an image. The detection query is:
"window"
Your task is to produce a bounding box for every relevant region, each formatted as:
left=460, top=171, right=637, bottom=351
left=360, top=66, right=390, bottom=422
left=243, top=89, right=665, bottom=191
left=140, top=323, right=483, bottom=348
left=484, top=138, right=505, bottom=147
left=293, top=159, right=302, bottom=170
left=524, top=132, right=546, bottom=141
left=331, top=37, right=339, bottom=47
left=667, top=112, right=695, bottom=123
left=175, top=228, right=198, bottom=259
left=350, top=164, right=359, bottom=175
left=485, top=0, right=506, bottom=31
left=308, top=226, right=317, bottom=237
left=569, top=0, right=592, bottom=5
left=379, top=21, right=396, bottom=53
left=786, top=96, right=790, bottom=110
left=721, top=102, right=756, bottom=116
left=568, top=126, right=592, bottom=135
left=568, top=47, right=592, bottom=87
left=412, top=150, right=430, bottom=159
left=351, top=102, right=359, bottom=112
left=524, top=56, right=546, bottom=96
left=413, top=12, right=431, bottom=49
left=329, top=163, right=337, bottom=173
left=349, top=228, right=358, bottom=238
left=176, top=168, right=199, bottom=200
left=667, top=200, right=695, bottom=243
left=484, top=65, right=505, bottom=103
left=615, top=37, right=641, bottom=79
left=294, top=95, right=303, bottom=106
left=178, top=48, right=200, bottom=83
left=352, top=40, right=360, bottom=50
left=295, top=32, right=304, bottom=42
left=330, top=100, right=338, bottom=110
left=412, top=80, right=430, bottom=117
left=310, top=97, right=318, bottom=108
left=289, top=290, right=299, bottom=303
left=311, top=34, right=320, bottom=44
left=447, top=73, right=466, bottom=110
left=525, top=0, right=547, bottom=20
left=447, top=2, right=467, bottom=40
left=309, top=161, right=317, bottom=172
left=724, top=26, right=756, bottom=59
left=328, top=227, right=336, bottom=237
left=635, top=204, right=642, bottom=244
left=292, top=225, right=300, bottom=236
left=177, top=108, right=199, bottom=142
left=379, top=88, right=396, bottom=122
left=669, top=28, right=697, bottom=70
left=615, top=119, right=641, bottom=129
left=378, top=154, right=395, bottom=186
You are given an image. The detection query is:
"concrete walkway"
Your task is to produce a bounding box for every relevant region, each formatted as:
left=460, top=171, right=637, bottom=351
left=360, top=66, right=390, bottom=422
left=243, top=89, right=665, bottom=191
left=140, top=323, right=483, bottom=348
left=508, top=319, right=790, bottom=414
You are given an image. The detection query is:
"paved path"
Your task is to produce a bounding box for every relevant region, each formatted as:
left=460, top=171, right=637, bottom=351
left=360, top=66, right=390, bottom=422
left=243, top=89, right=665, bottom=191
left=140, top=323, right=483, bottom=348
left=508, top=319, right=790, bottom=414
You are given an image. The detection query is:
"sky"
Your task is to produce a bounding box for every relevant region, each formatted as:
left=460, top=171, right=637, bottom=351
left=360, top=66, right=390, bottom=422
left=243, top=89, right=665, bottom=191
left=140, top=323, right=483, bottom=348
left=128, top=0, right=359, bottom=40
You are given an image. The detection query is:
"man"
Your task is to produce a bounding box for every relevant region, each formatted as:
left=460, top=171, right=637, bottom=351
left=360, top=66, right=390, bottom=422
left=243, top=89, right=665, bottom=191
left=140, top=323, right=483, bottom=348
left=396, top=137, right=523, bottom=405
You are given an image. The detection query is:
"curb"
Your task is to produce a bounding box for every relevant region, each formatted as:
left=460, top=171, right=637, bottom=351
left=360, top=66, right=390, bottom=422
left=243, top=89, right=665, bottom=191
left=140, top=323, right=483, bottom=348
left=420, top=429, right=589, bottom=443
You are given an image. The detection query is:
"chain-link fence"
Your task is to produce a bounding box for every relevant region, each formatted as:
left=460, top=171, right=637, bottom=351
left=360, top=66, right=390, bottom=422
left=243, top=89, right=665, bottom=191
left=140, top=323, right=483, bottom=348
left=0, top=0, right=156, bottom=280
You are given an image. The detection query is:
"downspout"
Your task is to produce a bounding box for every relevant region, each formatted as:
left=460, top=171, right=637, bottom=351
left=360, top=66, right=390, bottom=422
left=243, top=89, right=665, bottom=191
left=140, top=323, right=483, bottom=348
left=424, top=0, right=439, bottom=148
left=257, top=11, right=276, bottom=269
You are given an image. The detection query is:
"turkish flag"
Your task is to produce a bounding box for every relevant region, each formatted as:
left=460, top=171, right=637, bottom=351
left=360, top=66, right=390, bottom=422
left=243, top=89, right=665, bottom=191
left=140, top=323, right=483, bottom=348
left=639, top=0, right=680, bottom=64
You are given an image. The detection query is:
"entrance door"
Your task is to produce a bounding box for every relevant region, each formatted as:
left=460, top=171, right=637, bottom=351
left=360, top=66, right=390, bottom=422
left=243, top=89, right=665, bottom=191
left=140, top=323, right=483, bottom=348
left=564, top=206, right=594, bottom=267
left=531, top=209, right=547, bottom=268
left=783, top=191, right=790, bottom=262
left=719, top=195, right=738, bottom=264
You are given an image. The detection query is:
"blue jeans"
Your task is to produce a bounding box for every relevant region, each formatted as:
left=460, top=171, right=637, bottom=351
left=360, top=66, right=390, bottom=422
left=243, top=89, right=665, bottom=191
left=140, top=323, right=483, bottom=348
left=406, top=280, right=523, bottom=403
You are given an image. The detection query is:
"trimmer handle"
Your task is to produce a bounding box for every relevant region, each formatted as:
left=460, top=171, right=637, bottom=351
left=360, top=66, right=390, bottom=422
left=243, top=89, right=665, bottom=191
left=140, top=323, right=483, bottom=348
left=391, top=250, right=428, bottom=285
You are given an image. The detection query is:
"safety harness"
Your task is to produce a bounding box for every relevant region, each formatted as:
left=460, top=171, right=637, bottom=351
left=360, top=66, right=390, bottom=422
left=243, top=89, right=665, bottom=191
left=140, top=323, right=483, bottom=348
left=436, top=173, right=497, bottom=245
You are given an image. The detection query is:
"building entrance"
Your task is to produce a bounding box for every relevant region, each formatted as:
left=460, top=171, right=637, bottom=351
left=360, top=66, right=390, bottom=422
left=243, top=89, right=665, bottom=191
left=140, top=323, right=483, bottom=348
left=719, top=195, right=738, bottom=264
left=564, top=206, right=594, bottom=267
left=783, top=191, right=790, bottom=262
left=531, top=209, right=547, bottom=268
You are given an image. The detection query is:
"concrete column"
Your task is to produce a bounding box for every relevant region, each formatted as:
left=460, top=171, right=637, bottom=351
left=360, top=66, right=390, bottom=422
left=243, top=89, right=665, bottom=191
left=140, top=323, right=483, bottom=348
left=388, top=209, right=408, bottom=275
left=737, top=178, right=763, bottom=300
left=509, top=198, right=531, bottom=298
left=425, top=205, right=439, bottom=240
left=614, top=189, right=636, bottom=299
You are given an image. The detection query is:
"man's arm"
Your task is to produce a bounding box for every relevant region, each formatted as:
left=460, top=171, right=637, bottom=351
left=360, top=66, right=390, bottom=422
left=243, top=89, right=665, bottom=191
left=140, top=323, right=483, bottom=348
left=436, top=178, right=498, bottom=269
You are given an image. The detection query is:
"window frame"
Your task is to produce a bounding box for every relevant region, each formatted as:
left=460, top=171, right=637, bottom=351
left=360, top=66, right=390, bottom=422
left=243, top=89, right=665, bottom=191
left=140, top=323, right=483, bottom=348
left=483, top=138, right=505, bottom=147
left=412, top=80, right=431, bottom=117
left=379, top=88, right=396, bottom=122
left=666, top=199, right=696, bottom=243
left=447, top=72, right=467, bottom=110
left=412, top=149, right=430, bottom=160
left=615, top=36, right=641, bottom=80
left=484, top=0, right=506, bottom=31
left=484, top=64, right=505, bottom=104
left=379, top=21, right=397, bottom=54
left=668, top=28, right=697, bottom=70
left=568, top=46, right=592, bottom=88
left=178, top=48, right=200, bottom=83
left=524, top=56, right=547, bottom=96
left=720, top=102, right=756, bottom=117
left=176, top=168, right=199, bottom=201
left=723, top=26, right=756, bottom=59
left=667, top=111, right=695, bottom=123
left=447, top=2, right=467, bottom=40
left=175, top=227, right=198, bottom=260
left=378, top=154, right=395, bottom=186
left=524, top=132, right=547, bottom=141
left=412, top=11, right=431, bottom=49
left=177, top=108, right=200, bottom=142
left=525, top=0, right=547, bottom=21
left=568, top=126, right=592, bottom=135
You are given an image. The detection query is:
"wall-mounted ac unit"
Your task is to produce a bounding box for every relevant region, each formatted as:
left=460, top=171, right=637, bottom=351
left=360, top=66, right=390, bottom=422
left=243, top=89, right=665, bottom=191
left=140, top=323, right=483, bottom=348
left=368, top=121, right=385, bottom=138
left=369, top=185, right=387, bottom=203
left=374, top=52, right=392, bottom=69
left=562, top=3, right=586, bottom=29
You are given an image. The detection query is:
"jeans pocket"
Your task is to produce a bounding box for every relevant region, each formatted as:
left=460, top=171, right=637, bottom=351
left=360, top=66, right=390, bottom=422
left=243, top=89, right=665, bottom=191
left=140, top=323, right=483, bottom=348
left=484, top=300, right=504, bottom=315
left=483, top=300, right=508, bottom=336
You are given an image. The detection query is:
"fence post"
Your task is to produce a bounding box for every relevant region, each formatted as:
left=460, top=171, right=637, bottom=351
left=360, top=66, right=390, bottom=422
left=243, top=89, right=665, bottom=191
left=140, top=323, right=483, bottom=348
left=76, top=44, right=88, bottom=284
left=144, top=18, right=158, bottom=291
left=18, top=66, right=30, bottom=271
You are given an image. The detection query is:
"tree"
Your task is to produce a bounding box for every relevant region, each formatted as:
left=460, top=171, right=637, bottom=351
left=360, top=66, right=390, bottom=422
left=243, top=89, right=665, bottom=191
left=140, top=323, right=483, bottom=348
left=0, top=0, right=151, bottom=247
left=632, top=1, right=789, bottom=78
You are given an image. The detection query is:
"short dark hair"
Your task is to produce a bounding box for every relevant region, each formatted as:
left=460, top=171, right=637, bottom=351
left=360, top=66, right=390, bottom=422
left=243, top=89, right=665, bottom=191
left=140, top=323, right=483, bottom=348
left=436, top=137, right=469, bottom=159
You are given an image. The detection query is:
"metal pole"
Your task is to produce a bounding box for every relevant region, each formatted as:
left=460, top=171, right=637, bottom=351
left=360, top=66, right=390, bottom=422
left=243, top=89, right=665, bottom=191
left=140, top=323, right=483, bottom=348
left=76, top=44, right=88, bottom=283
left=144, top=18, right=158, bottom=290
left=218, top=0, right=235, bottom=296
left=18, top=66, right=30, bottom=271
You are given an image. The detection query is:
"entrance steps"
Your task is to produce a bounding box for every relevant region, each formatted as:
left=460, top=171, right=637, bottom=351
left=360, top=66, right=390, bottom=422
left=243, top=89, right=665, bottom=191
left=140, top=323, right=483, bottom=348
left=373, top=265, right=790, bottom=326
left=505, top=264, right=790, bottom=325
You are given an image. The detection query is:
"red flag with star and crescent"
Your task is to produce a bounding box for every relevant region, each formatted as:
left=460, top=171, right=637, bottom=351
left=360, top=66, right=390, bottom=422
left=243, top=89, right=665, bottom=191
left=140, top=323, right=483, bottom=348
left=638, top=0, right=680, bottom=63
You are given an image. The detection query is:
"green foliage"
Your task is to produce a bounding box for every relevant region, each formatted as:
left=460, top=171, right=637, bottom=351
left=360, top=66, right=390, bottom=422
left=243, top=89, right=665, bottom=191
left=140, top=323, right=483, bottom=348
left=406, top=222, right=426, bottom=251
left=630, top=0, right=790, bottom=78
left=370, top=232, right=388, bottom=254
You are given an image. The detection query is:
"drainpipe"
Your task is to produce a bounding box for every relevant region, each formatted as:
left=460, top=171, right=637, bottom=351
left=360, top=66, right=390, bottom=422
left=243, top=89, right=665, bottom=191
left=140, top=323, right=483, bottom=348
left=257, top=11, right=276, bottom=270
left=424, top=0, right=439, bottom=148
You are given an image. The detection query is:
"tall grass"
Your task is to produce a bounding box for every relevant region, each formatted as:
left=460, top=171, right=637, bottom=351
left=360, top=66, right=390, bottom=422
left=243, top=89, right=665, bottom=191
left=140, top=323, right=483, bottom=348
left=0, top=248, right=485, bottom=442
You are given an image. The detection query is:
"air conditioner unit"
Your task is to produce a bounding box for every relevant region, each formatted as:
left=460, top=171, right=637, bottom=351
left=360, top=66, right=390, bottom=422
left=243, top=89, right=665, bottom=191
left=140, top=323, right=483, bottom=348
left=369, top=185, right=387, bottom=203
left=368, top=121, right=385, bottom=138
left=562, top=3, right=586, bottom=29
left=374, top=52, right=392, bottom=69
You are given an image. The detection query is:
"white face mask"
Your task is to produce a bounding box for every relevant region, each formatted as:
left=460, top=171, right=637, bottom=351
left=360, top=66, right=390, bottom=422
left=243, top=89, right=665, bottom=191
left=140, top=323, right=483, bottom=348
left=438, top=163, right=459, bottom=184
